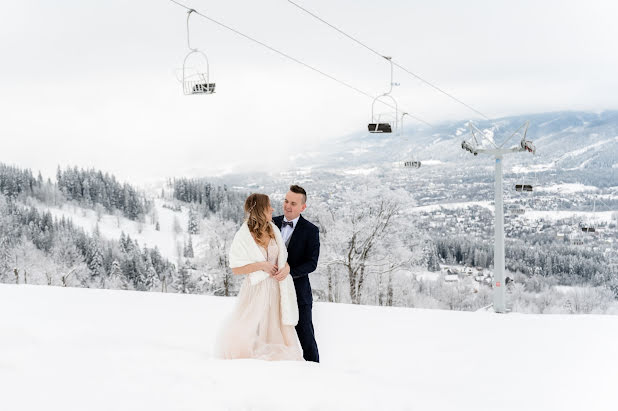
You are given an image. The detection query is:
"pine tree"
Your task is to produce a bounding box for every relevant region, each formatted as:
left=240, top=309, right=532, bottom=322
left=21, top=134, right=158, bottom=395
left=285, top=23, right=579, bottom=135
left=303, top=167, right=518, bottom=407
left=188, top=209, right=200, bottom=234
left=178, top=261, right=191, bottom=294
left=184, top=236, right=194, bottom=258
left=110, top=259, right=122, bottom=277
left=87, top=239, right=104, bottom=278
left=0, top=237, right=12, bottom=282
left=427, top=244, right=441, bottom=272
left=107, top=259, right=128, bottom=290
left=140, top=248, right=156, bottom=290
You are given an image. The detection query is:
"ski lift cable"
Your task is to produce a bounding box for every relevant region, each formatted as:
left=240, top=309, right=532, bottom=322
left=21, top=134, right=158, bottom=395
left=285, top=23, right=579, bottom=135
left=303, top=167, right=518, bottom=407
left=286, top=0, right=491, bottom=121
left=594, top=196, right=614, bottom=212
left=168, top=0, right=432, bottom=127
left=468, top=122, right=496, bottom=148
left=499, top=121, right=529, bottom=149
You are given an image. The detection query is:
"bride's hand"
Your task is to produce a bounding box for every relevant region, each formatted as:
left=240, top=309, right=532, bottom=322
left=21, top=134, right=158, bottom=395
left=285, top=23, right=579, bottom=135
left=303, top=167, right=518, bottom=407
left=273, top=263, right=290, bottom=282
left=261, top=262, right=278, bottom=275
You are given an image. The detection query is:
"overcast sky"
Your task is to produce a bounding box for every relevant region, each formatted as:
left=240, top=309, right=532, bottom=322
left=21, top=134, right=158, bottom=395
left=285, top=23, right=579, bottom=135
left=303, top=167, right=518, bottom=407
left=1, top=0, right=617, bottom=184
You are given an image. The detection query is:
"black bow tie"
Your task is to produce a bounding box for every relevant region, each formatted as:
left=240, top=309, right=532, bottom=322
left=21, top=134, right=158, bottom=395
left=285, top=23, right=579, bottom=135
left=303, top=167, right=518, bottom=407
left=282, top=221, right=294, bottom=228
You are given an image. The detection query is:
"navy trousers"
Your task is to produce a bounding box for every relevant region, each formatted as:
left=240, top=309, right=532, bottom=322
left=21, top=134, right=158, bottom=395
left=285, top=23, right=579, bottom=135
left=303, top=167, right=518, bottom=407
left=295, top=303, right=319, bottom=362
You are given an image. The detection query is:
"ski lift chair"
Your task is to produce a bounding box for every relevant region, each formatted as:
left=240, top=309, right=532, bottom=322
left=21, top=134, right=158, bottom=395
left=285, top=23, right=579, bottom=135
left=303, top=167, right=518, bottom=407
left=182, top=59, right=215, bottom=95
left=461, top=140, right=478, bottom=155
left=368, top=122, right=392, bottom=133
left=368, top=98, right=397, bottom=133
left=508, top=204, right=525, bottom=215
left=403, top=161, right=421, bottom=168
left=515, top=184, right=533, bottom=192
left=368, top=56, right=398, bottom=133
left=521, top=139, right=536, bottom=154
left=397, top=113, right=422, bottom=169
left=180, top=9, right=216, bottom=96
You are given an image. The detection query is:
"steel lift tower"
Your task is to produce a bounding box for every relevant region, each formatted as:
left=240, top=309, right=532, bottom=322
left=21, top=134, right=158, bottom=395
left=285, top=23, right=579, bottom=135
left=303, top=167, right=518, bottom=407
left=461, top=121, right=536, bottom=313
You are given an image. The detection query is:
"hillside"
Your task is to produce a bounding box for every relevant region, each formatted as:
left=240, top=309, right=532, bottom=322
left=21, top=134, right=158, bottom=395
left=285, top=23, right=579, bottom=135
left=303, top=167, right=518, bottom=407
left=292, top=110, right=618, bottom=186
left=1, top=284, right=617, bottom=410
left=30, top=197, right=195, bottom=265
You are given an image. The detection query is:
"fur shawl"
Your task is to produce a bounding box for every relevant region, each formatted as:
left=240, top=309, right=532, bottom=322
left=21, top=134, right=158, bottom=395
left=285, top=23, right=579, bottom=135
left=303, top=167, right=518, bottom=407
left=228, top=221, right=299, bottom=326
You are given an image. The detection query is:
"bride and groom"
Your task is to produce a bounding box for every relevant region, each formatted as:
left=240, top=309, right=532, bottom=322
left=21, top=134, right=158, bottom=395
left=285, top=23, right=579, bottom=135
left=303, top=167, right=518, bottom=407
left=215, top=185, right=320, bottom=362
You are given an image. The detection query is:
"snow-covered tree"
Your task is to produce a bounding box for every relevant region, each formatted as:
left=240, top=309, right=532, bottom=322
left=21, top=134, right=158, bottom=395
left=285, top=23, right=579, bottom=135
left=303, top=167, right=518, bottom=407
left=188, top=209, right=200, bottom=235
left=184, top=236, right=194, bottom=258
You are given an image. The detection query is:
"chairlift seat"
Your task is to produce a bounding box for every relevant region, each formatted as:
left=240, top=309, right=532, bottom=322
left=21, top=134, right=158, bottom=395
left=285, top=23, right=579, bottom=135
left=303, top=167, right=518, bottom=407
left=404, top=161, right=421, bottom=168
left=189, top=82, right=216, bottom=94
left=521, top=140, right=536, bottom=154
left=508, top=205, right=525, bottom=215
left=461, top=141, right=478, bottom=155
left=368, top=123, right=392, bottom=133
left=181, top=11, right=215, bottom=97
left=515, top=184, right=533, bottom=192
left=581, top=227, right=596, bottom=233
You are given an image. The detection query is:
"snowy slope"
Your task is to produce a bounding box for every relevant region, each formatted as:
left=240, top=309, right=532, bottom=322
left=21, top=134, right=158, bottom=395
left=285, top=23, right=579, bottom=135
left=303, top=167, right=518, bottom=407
left=2, top=284, right=617, bottom=411
left=30, top=198, right=197, bottom=264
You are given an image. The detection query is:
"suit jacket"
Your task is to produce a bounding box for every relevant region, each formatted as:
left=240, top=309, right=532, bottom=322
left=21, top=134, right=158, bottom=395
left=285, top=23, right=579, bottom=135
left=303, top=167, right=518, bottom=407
left=273, top=214, right=320, bottom=305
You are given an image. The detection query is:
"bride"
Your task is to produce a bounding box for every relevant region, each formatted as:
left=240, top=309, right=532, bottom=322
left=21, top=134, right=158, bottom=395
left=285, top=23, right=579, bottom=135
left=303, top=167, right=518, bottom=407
left=215, top=193, right=304, bottom=361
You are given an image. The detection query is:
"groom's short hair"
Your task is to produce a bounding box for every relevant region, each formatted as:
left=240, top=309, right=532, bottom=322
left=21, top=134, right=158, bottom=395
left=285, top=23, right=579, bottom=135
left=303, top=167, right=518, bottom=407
left=289, top=185, right=307, bottom=204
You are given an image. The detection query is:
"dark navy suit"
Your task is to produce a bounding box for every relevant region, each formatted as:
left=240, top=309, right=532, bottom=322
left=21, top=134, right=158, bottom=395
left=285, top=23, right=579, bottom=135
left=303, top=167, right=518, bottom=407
left=273, top=214, right=320, bottom=362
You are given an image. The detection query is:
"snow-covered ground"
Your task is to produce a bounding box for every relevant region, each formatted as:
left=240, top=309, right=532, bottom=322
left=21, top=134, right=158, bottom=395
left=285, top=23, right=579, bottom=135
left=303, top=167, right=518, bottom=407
left=401, top=197, right=615, bottom=224
left=536, top=183, right=599, bottom=194
left=511, top=163, right=555, bottom=173
left=404, top=201, right=493, bottom=214
left=2, top=284, right=617, bottom=411
left=512, top=136, right=618, bottom=174
left=521, top=210, right=615, bottom=223
left=413, top=270, right=441, bottom=282
left=341, top=167, right=376, bottom=175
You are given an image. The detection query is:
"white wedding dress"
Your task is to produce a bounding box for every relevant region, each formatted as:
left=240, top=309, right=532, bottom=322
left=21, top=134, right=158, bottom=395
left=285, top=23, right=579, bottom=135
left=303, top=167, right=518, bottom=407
left=215, top=238, right=304, bottom=361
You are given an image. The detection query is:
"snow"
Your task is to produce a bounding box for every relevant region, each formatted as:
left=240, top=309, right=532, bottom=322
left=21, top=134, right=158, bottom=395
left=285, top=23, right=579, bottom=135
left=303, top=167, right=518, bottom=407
left=405, top=201, right=493, bottom=213
left=2, top=284, right=617, bottom=411
left=511, top=163, right=555, bottom=173
left=347, top=148, right=370, bottom=155
left=512, top=136, right=618, bottom=174
left=414, top=271, right=440, bottom=282
left=342, top=167, right=376, bottom=175
left=521, top=210, right=615, bottom=223
left=537, top=183, right=599, bottom=194
left=557, top=136, right=618, bottom=161
left=554, top=285, right=582, bottom=294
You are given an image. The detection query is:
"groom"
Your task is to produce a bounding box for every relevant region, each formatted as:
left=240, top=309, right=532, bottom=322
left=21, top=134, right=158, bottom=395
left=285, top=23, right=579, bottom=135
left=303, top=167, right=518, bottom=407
left=273, top=185, right=320, bottom=362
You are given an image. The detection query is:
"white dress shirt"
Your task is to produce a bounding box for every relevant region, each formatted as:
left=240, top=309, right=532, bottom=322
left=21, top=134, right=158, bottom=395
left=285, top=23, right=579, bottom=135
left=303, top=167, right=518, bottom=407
left=280, top=216, right=300, bottom=246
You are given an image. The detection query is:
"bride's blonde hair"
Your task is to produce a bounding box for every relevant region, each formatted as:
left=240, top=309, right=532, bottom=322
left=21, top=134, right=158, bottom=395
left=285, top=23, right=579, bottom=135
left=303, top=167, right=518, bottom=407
left=244, top=193, right=274, bottom=247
